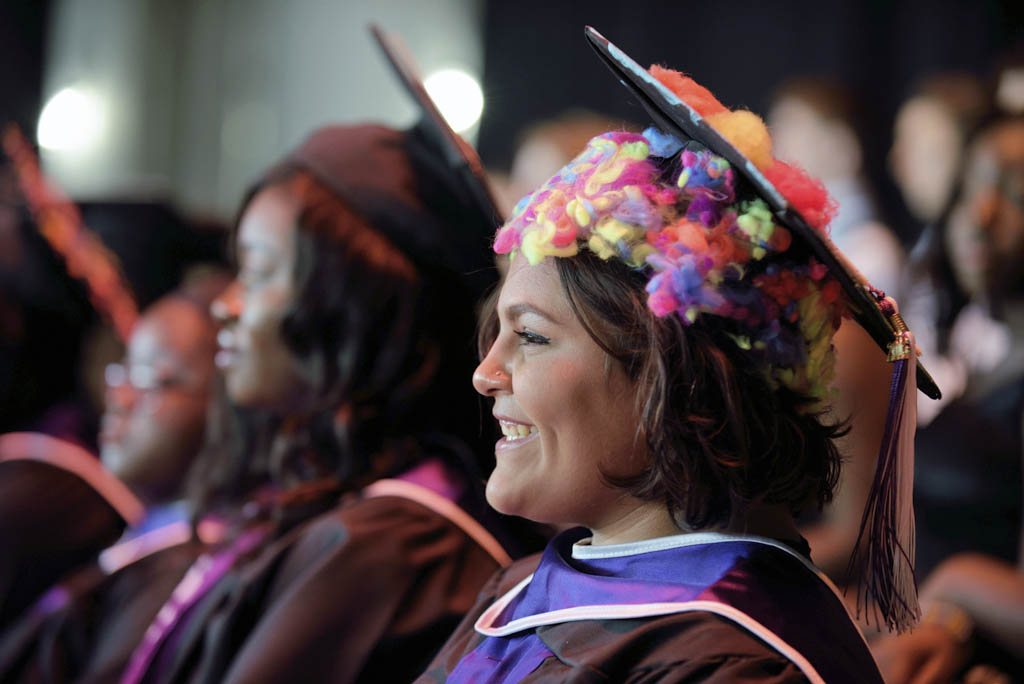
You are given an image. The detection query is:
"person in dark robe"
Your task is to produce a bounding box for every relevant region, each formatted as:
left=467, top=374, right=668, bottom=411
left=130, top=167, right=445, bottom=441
left=0, top=285, right=227, bottom=684
left=98, top=287, right=226, bottom=563
left=416, top=31, right=939, bottom=683
left=106, top=120, right=540, bottom=684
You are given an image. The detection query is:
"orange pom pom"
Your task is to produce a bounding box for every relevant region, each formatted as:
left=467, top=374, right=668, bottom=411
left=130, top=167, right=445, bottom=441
left=706, top=110, right=773, bottom=171
left=649, top=65, right=728, bottom=117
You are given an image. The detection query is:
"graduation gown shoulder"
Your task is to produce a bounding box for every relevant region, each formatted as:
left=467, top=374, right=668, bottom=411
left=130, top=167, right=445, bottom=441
left=418, top=553, right=808, bottom=683
left=0, top=539, right=204, bottom=684
left=167, top=491, right=504, bottom=684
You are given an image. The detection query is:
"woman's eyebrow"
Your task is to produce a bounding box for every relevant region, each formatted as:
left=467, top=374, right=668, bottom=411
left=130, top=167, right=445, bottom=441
left=503, top=302, right=560, bottom=324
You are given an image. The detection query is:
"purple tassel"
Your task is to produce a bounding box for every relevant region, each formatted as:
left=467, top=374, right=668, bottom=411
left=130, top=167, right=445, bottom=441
left=848, top=299, right=920, bottom=633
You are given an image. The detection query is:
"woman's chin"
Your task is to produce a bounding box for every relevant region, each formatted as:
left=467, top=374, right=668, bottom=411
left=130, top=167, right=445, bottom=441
left=484, top=475, right=538, bottom=520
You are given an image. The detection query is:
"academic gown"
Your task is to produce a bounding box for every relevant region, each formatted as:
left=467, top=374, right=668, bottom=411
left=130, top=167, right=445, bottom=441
left=418, top=528, right=883, bottom=684
left=121, top=459, right=513, bottom=684
left=0, top=528, right=206, bottom=684
left=0, top=433, right=143, bottom=633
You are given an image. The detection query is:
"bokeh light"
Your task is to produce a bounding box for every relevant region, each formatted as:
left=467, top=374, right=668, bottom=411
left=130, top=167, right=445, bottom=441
left=424, top=68, right=484, bottom=133
left=37, top=86, right=104, bottom=152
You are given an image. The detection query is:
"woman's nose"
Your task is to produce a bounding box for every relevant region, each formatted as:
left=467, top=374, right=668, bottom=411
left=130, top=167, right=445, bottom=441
left=210, top=280, right=242, bottom=324
left=472, top=348, right=511, bottom=397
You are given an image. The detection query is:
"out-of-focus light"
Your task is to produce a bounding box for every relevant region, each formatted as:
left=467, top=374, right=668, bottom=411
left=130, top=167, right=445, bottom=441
left=424, top=69, right=484, bottom=133
left=37, top=86, right=104, bottom=152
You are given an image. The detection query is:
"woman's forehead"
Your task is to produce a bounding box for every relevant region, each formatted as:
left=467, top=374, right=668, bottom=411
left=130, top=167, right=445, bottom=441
left=498, top=257, right=568, bottom=321
left=237, top=185, right=300, bottom=251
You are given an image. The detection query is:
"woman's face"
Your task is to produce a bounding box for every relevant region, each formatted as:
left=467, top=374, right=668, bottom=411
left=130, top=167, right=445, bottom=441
left=472, top=256, right=646, bottom=529
left=891, top=96, right=963, bottom=222
left=100, top=298, right=214, bottom=503
left=946, top=120, right=1024, bottom=300
left=212, top=184, right=312, bottom=412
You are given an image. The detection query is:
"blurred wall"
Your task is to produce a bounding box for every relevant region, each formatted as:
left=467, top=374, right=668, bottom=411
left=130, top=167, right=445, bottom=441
left=40, top=0, right=484, bottom=216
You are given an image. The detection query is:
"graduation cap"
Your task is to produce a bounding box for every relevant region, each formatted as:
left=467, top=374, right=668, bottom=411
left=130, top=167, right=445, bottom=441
left=247, top=28, right=502, bottom=300
left=583, top=26, right=929, bottom=632
left=370, top=24, right=504, bottom=231
left=584, top=26, right=938, bottom=400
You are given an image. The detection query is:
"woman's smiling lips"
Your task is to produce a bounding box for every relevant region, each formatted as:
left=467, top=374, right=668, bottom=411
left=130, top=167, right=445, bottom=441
left=494, top=413, right=539, bottom=450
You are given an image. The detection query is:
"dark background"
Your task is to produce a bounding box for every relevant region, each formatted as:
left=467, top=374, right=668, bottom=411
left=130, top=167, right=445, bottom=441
left=1, top=1, right=49, bottom=137
left=477, top=0, right=1024, bottom=242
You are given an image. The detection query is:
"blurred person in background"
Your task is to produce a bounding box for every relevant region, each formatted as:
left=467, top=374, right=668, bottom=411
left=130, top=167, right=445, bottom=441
left=874, top=94, right=1024, bottom=682
left=894, top=73, right=991, bottom=427
left=0, top=274, right=228, bottom=684
left=890, top=73, right=989, bottom=232
left=111, top=121, right=539, bottom=684
left=768, top=78, right=904, bottom=298
left=98, top=272, right=228, bottom=568
left=0, top=123, right=533, bottom=684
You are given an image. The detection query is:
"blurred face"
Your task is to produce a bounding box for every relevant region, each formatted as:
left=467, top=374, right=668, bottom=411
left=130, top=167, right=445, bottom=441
left=946, top=120, right=1024, bottom=301
left=100, top=299, right=214, bottom=503
left=472, top=257, right=646, bottom=530
left=891, top=97, right=963, bottom=221
left=768, top=97, right=860, bottom=181
left=212, top=184, right=312, bottom=412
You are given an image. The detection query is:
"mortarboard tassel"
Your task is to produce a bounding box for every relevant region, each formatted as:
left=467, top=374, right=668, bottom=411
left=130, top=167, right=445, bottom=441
left=848, top=295, right=920, bottom=633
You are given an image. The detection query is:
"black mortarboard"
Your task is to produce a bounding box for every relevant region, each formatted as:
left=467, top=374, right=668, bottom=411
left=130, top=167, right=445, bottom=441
left=246, top=27, right=503, bottom=298
left=584, top=26, right=940, bottom=400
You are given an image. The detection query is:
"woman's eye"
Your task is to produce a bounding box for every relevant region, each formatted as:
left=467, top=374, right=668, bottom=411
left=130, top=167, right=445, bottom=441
left=514, top=329, right=550, bottom=346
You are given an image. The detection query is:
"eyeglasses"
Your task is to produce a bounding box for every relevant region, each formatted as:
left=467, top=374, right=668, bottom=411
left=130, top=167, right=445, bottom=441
left=103, top=362, right=200, bottom=415
left=104, top=363, right=189, bottom=393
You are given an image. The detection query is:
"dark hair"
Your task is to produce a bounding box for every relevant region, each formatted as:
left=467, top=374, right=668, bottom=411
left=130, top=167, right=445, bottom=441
left=480, top=250, right=844, bottom=529
left=191, top=171, right=490, bottom=512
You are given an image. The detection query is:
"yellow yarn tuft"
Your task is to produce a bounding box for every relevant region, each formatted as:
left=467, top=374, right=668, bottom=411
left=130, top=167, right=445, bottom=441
left=705, top=110, right=773, bottom=171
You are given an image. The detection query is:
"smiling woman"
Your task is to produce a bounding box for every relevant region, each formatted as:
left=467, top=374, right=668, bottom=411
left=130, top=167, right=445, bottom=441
left=413, top=31, right=936, bottom=683
left=475, top=258, right=664, bottom=543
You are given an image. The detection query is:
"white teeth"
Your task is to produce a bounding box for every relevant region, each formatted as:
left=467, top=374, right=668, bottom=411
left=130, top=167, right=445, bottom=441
left=499, top=420, right=537, bottom=440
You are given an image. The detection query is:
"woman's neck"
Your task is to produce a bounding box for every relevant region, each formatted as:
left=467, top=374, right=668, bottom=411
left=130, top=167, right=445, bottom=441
left=586, top=500, right=800, bottom=548
left=587, top=500, right=681, bottom=546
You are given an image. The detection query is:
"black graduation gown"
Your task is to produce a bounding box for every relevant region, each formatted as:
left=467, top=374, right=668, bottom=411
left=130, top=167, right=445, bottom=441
left=0, top=433, right=142, bottom=633
left=132, top=487, right=507, bottom=684
left=418, top=528, right=883, bottom=684
left=0, top=539, right=205, bottom=684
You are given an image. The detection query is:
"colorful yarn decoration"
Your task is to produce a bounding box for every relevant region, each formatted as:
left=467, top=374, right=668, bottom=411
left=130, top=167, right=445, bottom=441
left=494, top=67, right=848, bottom=405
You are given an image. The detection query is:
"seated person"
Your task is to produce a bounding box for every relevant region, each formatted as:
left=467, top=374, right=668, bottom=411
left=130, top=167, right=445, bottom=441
left=116, top=121, right=539, bottom=684
left=98, top=283, right=225, bottom=570
left=418, top=34, right=935, bottom=683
